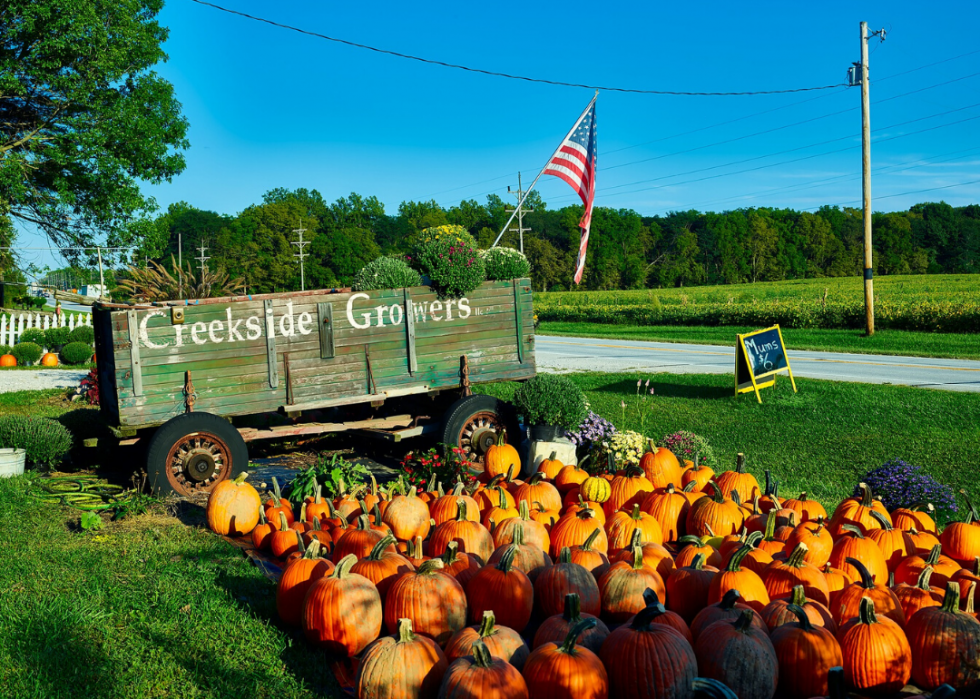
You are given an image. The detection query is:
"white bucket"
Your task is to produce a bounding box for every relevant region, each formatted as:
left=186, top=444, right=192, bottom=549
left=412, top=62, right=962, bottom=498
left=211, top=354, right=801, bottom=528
left=0, top=448, right=26, bottom=477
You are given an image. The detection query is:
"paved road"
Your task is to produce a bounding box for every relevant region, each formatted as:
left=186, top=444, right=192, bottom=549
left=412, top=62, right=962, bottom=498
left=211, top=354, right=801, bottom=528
left=43, top=292, right=92, bottom=315
left=535, top=335, right=980, bottom=393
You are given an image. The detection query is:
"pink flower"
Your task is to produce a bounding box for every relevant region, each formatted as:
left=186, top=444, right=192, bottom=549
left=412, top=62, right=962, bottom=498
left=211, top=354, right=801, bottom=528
left=450, top=247, right=455, bottom=253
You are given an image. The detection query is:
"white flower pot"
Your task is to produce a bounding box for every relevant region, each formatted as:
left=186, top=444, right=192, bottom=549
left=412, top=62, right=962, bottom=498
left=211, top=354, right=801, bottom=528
left=0, top=448, right=26, bottom=477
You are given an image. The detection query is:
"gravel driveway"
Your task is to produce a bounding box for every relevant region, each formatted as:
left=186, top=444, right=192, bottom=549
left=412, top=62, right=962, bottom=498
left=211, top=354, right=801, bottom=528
left=0, top=369, right=88, bottom=394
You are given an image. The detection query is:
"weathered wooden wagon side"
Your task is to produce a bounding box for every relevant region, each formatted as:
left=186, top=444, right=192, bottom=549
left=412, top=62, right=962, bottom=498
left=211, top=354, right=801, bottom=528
left=93, top=279, right=535, bottom=495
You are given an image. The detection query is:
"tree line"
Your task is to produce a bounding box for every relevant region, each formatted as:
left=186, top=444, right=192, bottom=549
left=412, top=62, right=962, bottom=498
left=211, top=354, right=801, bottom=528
left=124, top=189, right=979, bottom=294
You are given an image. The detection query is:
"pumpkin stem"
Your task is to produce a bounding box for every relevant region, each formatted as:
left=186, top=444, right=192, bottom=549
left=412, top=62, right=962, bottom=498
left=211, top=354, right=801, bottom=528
left=271, top=476, right=284, bottom=505
left=826, top=667, right=846, bottom=699
left=575, top=507, right=597, bottom=521
left=845, top=557, right=876, bottom=589
left=973, top=557, right=980, bottom=577
left=518, top=500, right=532, bottom=521
left=858, top=596, right=879, bottom=625
left=763, top=511, right=777, bottom=541
left=786, top=603, right=815, bottom=631
left=857, top=482, right=874, bottom=507
left=744, top=531, right=764, bottom=549
left=295, top=530, right=305, bottom=553
left=558, top=617, right=597, bottom=655
left=719, top=589, right=742, bottom=610
left=496, top=430, right=507, bottom=447
left=455, top=499, right=469, bottom=522
left=372, top=503, right=382, bottom=524
left=764, top=469, right=775, bottom=497
left=558, top=547, right=572, bottom=564
left=926, top=544, right=942, bottom=566
left=682, top=481, right=699, bottom=493
left=407, top=535, right=424, bottom=560
left=257, top=507, right=267, bottom=525
left=731, top=489, right=742, bottom=507
left=790, top=584, right=806, bottom=607
left=417, top=559, right=446, bottom=576
left=355, top=514, right=372, bottom=531
left=630, top=543, right=644, bottom=571
left=733, top=608, right=756, bottom=632
left=941, top=581, right=961, bottom=613
left=470, top=640, right=494, bottom=669
left=395, top=617, right=416, bottom=643
left=915, top=566, right=934, bottom=591
left=735, top=453, right=746, bottom=474
left=477, top=610, right=497, bottom=637
left=689, top=553, right=706, bottom=570
left=628, top=528, right=643, bottom=551
left=724, top=544, right=751, bottom=573
left=512, top=523, right=526, bottom=547
left=580, top=527, right=600, bottom=551
left=665, top=483, right=676, bottom=495
left=707, top=480, right=725, bottom=504
left=496, top=545, right=518, bottom=574
left=630, top=503, right=642, bottom=521
left=966, top=582, right=976, bottom=615
left=232, top=472, right=249, bottom=485
left=562, top=593, right=582, bottom=622
left=450, top=482, right=465, bottom=497
left=642, top=588, right=662, bottom=607
left=332, top=554, right=358, bottom=579
left=840, top=523, right=865, bottom=539
left=278, top=512, right=289, bottom=532
left=302, top=538, right=322, bottom=559
left=693, top=454, right=700, bottom=470
left=367, top=534, right=396, bottom=561
left=629, top=600, right=668, bottom=629
left=960, top=489, right=979, bottom=525
left=869, top=510, right=893, bottom=531
left=787, top=543, right=809, bottom=568
left=326, top=498, right=340, bottom=520
left=441, top=541, right=460, bottom=566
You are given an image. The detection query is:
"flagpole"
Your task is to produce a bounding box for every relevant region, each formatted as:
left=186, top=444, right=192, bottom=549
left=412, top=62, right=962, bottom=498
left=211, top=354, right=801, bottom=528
left=491, top=91, right=598, bottom=248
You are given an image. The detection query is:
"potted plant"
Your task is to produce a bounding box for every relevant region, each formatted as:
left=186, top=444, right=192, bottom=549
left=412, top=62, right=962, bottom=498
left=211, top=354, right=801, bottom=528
left=513, top=374, right=588, bottom=442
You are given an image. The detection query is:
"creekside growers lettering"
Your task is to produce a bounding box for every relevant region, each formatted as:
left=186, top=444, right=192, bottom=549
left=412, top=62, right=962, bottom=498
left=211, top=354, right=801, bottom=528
left=136, top=295, right=475, bottom=349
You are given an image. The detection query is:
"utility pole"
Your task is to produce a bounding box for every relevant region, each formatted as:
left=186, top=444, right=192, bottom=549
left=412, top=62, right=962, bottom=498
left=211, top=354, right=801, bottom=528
left=178, top=231, right=182, bottom=270
left=96, top=246, right=105, bottom=300
left=196, top=245, right=210, bottom=275
left=858, top=21, right=885, bottom=336
left=292, top=228, right=309, bottom=291
left=505, top=172, right=533, bottom=253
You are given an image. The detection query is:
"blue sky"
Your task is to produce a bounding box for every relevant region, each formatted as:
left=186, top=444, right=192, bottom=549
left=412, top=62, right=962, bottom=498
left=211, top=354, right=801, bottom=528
left=16, top=0, right=980, bottom=268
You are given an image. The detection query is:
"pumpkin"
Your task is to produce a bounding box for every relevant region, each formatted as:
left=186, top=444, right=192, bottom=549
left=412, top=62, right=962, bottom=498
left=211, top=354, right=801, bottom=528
left=951, top=557, right=980, bottom=609
left=356, top=617, right=448, bottom=699
left=822, top=562, right=853, bottom=608
left=760, top=584, right=836, bottom=633
left=781, top=491, right=828, bottom=523
left=895, top=544, right=961, bottom=587
left=514, top=472, right=563, bottom=512
left=784, top=519, right=833, bottom=568
left=382, top=487, right=433, bottom=541
left=553, top=463, right=589, bottom=495
left=597, top=543, right=666, bottom=623
left=675, top=531, right=723, bottom=569
left=482, top=487, right=520, bottom=528
left=599, top=602, right=698, bottom=699
left=333, top=514, right=392, bottom=563
left=522, top=618, right=609, bottom=699
left=605, top=503, right=663, bottom=553
left=714, top=453, right=761, bottom=504
left=303, top=553, right=382, bottom=655
left=634, top=589, right=693, bottom=643
left=638, top=441, right=683, bottom=489
left=828, top=524, right=889, bottom=585
left=436, top=541, right=484, bottom=591
left=940, top=497, right=980, bottom=567
left=579, top=474, right=612, bottom=504
left=707, top=544, right=770, bottom=612
left=384, top=559, right=468, bottom=645
left=603, top=466, right=655, bottom=516
left=754, top=512, right=789, bottom=557
left=263, top=477, right=295, bottom=527
left=0, top=354, right=15, bottom=367
left=536, top=451, right=564, bottom=480
left=533, top=592, right=610, bottom=654
left=276, top=539, right=334, bottom=626
left=493, top=500, right=550, bottom=553
left=864, top=510, right=913, bottom=571
left=251, top=507, right=274, bottom=550
left=691, top=589, right=766, bottom=641
left=350, top=533, right=415, bottom=600
left=611, top=529, right=675, bottom=580
left=419, top=476, right=444, bottom=506
left=686, top=481, right=745, bottom=537
left=681, top=454, right=714, bottom=493
left=757, top=470, right=784, bottom=513
left=892, top=501, right=938, bottom=533
left=476, top=478, right=516, bottom=511
left=206, top=471, right=261, bottom=536
left=40, top=352, right=58, bottom=367
left=694, top=609, right=779, bottom=699
left=549, top=507, right=607, bottom=559
left=535, top=547, right=601, bottom=618
left=487, top=524, right=552, bottom=582
left=439, top=639, right=529, bottom=699
left=466, top=545, right=534, bottom=632
left=429, top=501, right=495, bottom=563
left=483, top=430, right=520, bottom=479
left=303, top=484, right=330, bottom=523
left=893, top=566, right=944, bottom=626
left=906, top=581, right=980, bottom=690
left=567, top=527, right=610, bottom=579
left=763, top=543, right=831, bottom=606
left=561, top=495, right=606, bottom=525
left=431, top=483, right=481, bottom=525
left=641, top=483, right=690, bottom=542
left=302, top=516, right=333, bottom=550
left=835, top=557, right=905, bottom=627
left=270, top=514, right=302, bottom=558
left=906, top=526, right=943, bottom=556
left=770, top=604, right=844, bottom=699
left=529, top=500, right=561, bottom=531
left=829, top=482, right=891, bottom=536
left=666, top=553, right=718, bottom=623
left=445, top=610, right=530, bottom=671
left=360, top=475, right=384, bottom=514
left=290, top=503, right=313, bottom=533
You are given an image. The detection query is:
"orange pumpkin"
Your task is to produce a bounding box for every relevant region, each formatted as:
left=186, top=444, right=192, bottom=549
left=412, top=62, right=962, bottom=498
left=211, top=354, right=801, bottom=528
left=834, top=557, right=905, bottom=627
left=681, top=455, right=714, bottom=493
left=484, top=431, right=520, bottom=480
left=605, top=503, right=663, bottom=552
left=355, top=617, right=448, bottom=699
left=715, top=453, right=761, bottom=504
left=0, top=354, right=15, bottom=367
left=892, top=565, right=944, bottom=621
left=549, top=507, right=607, bottom=559
left=533, top=592, right=610, bottom=654
left=829, top=482, right=891, bottom=536
left=666, top=553, right=719, bottom=623
left=382, top=487, right=432, bottom=541
left=522, top=618, right=609, bottom=699
left=536, top=451, right=565, bottom=480
left=445, top=610, right=531, bottom=671
left=905, top=581, right=980, bottom=691
left=707, top=544, right=771, bottom=612
left=940, top=496, right=980, bottom=567
left=206, top=472, right=261, bottom=536
left=642, top=483, right=691, bottom=542
left=276, top=539, right=334, bottom=626
left=781, top=491, right=828, bottom=523
left=430, top=483, right=481, bottom=526
left=770, top=604, right=844, bottom=699
left=467, top=545, right=535, bottom=633
left=837, top=596, right=912, bottom=694
left=303, top=553, right=382, bottom=656
left=40, top=352, right=58, bottom=367
left=760, top=584, right=836, bottom=633
left=384, top=558, right=469, bottom=645
left=686, top=481, right=745, bottom=537
left=891, top=502, right=937, bottom=533
left=597, top=543, right=666, bottom=623
left=637, top=442, right=683, bottom=489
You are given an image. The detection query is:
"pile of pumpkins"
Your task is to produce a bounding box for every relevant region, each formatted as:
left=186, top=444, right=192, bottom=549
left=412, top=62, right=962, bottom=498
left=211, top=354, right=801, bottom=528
left=206, top=444, right=980, bottom=699
left=0, top=351, right=59, bottom=367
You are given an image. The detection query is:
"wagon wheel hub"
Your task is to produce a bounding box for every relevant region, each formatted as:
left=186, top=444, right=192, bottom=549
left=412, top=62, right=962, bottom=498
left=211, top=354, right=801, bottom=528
left=167, top=433, right=231, bottom=492
left=459, top=411, right=505, bottom=464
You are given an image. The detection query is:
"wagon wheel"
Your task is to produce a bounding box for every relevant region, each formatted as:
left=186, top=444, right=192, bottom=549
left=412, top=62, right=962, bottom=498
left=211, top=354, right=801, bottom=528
left=145, top=413, right=248, bottom=497
left=440, top=395, right=522, bottom=470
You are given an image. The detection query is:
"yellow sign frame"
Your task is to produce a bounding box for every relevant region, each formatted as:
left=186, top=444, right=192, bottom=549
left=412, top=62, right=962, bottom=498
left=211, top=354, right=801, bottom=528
left=735, top=324, right=797, bottom=403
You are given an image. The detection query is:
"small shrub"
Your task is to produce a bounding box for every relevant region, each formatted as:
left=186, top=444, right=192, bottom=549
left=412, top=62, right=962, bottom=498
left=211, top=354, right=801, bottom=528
left=18, top=328, right=46, bottom=346
left=45, top=326, right=71, bottom=348
left=566, top=411, right=618, bottom=450
left=481, top=246, right=531, bottom=281
left=607, top=430, right=648, bottom=469
left=409, top=225, right=486, bottom=298
left=0, top=415, right=73, bottom=469
left=11, top=342, right=42, bottom=366
left=352, top=256, right=422, bottom=292
left=854, top=459, right=958, bottom=523
left=69, top=325, right=95, bottom=345
left=659, top=430, right=716, bottom=469
left=513, top=373, right=588, bottom=431
left=61, top=341, right=94, bottom=366
left=0, top=344, right=11, bottom=356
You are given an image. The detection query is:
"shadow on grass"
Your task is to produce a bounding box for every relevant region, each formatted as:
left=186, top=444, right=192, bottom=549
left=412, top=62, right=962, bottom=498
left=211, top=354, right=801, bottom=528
left=588, top=378, right=732, bottom=401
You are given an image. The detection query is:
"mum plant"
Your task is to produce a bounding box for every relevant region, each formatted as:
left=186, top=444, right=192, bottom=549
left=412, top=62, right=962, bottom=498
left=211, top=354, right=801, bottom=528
left=409, top=225, right=485, bottom=298
left=854, top=459, right=957, bottom=522
left=513, top=373, right=588, bottom=431
left=480, top=246, right=531, bottom=281
left=352, top=256, right=422, bottom=292
left=660, top=431, right=715, bottom=468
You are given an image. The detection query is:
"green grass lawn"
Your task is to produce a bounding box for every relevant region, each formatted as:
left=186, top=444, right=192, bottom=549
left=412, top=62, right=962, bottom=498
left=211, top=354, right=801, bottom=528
left=480, top=371, right=980, bottom=513
left=0, top=388, right=82, bottom=417
left=0, top=476, right=342, bottom=699
left=538, top=321, right=980, bottom=360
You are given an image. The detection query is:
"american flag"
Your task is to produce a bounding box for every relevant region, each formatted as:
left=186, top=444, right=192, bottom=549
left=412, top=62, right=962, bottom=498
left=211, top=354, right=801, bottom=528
left=543, top=97, right=597, bottom=284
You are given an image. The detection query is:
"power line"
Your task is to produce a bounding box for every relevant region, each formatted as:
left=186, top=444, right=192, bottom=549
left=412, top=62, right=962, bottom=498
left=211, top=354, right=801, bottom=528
left=189, top=0, right=849, bottom=96
left=806, top=176, right=980, bottom=211
left=876, top=48, right=980, bottom=83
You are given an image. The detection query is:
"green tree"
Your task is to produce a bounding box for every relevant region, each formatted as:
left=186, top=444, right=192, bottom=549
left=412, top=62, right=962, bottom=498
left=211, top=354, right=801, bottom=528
left=0, top=0, right=188, bottom=248
left=306, top=227, right=381, bottom=288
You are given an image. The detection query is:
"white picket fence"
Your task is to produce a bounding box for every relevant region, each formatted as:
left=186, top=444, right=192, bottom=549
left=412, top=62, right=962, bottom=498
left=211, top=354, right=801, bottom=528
left=0, top=312, right=92, bottom=347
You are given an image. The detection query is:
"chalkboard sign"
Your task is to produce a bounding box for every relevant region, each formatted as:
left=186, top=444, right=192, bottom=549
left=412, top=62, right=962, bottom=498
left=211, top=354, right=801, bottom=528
left=735, top=325, right=796, bottom=403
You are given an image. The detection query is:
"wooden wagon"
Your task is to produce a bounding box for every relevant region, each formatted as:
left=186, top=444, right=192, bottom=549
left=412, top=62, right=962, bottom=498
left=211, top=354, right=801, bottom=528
left=93, top=279, right=536, bottom=495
